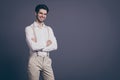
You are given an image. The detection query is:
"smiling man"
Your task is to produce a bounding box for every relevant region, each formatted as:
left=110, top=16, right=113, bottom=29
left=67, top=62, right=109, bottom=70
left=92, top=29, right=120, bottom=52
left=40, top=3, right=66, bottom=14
left=25, top=4, right=57, bottom=80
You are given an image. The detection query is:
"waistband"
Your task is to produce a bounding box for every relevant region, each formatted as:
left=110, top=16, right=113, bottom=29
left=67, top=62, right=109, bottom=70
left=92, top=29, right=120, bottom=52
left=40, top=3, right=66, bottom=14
left=30, top=51, right=49, bottom=57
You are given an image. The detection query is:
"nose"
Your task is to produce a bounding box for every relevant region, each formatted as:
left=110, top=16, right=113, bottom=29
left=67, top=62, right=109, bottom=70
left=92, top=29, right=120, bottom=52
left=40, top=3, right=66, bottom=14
left=42, top=14, right=45, bottom=17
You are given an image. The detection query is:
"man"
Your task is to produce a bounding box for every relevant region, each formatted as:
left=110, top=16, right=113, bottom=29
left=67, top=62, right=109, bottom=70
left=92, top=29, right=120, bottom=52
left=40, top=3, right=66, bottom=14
left=25, top=4, right=57, bottom=80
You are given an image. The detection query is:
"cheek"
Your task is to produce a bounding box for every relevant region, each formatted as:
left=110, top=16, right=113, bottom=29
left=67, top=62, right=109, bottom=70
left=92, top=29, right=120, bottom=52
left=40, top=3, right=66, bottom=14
left=38, top=14, right=41, bottom=17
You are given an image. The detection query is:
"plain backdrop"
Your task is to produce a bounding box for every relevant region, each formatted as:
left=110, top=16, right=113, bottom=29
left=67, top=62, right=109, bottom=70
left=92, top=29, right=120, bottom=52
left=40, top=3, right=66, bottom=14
left=0, top=0, right=120, bottom=80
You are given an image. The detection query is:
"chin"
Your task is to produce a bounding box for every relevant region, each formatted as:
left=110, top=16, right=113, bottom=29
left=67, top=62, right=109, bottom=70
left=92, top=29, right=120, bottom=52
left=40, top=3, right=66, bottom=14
left=40, top=19, right=45, bottom=22
left=38, top=19, right=44, bottom=23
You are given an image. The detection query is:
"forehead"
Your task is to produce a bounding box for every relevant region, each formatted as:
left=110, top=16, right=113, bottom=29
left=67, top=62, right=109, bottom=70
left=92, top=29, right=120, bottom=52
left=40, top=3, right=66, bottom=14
left=38, top=9, right=47, bottom=13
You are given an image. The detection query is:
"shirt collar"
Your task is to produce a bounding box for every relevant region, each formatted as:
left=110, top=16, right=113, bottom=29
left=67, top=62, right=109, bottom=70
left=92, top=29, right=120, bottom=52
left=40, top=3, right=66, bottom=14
left=33, top=21, right=46, bottom=28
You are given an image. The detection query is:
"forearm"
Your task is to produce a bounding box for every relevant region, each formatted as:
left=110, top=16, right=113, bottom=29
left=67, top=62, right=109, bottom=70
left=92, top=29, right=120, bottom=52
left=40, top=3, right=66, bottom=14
left=26, top=39, right=45, bottom=51
left=42, top=40, right=57, bottom=52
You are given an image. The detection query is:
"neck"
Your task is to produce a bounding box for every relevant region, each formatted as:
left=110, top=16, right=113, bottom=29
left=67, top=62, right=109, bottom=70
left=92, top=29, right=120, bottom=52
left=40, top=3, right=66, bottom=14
left=35, top=20, right=44, bottom=28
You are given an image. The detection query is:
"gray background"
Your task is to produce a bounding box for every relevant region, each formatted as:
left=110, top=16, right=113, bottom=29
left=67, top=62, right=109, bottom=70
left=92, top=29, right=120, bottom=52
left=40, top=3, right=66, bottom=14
left=0, top=0, right=120, bottom=80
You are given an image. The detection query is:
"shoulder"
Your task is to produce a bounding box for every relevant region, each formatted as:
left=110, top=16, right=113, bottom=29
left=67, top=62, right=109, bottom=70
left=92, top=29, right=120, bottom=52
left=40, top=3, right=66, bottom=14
left=46, top=25, right=54, bottom=31
left=25, top=23, right=34, bottom=32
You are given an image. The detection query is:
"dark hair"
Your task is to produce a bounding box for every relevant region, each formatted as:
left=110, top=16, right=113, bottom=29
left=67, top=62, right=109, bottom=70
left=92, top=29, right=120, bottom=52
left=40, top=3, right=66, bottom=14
left=35, top=4, right=49, bottom=14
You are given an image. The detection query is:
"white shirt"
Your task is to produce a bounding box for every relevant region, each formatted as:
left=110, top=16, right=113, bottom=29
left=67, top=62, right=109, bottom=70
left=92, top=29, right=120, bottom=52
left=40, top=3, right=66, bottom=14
left=25, top=21, right=57, bottom=56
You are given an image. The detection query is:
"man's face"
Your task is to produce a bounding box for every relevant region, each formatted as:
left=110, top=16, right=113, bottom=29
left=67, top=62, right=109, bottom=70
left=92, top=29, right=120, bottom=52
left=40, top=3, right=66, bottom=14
left=36, top=9, right=47, bottom=22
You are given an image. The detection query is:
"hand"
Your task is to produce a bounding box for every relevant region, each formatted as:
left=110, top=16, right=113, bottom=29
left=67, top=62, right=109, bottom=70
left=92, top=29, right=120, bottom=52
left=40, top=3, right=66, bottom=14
left=46, top=40, right=52, bottom=47
left=31, top=37, right=37, bottom=42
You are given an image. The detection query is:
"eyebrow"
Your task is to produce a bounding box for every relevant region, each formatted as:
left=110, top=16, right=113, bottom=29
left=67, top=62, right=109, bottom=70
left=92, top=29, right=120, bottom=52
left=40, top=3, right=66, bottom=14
left=39, top=11, right=47, bottom=14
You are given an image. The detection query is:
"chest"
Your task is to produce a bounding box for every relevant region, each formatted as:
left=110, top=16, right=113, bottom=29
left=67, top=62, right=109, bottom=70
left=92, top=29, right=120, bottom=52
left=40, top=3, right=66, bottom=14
left=34, top=27, right=49, bottom=40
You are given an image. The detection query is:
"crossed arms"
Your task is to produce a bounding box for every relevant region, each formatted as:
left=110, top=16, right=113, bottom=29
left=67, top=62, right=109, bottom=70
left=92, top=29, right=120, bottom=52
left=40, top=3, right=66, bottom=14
left=25, top=27, right=57, bottom=52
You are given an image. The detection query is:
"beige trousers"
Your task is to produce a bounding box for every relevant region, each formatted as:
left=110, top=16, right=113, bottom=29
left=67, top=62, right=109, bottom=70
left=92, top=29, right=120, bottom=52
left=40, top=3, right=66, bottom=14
left=28, top=53, right=55, bottom=80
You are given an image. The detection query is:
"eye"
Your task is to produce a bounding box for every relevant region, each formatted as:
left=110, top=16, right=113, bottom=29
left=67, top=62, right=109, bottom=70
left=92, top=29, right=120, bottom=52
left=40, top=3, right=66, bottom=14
left=39, top=12, right=43, bottom=14
left=44, top=13, right=47, bottom=15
